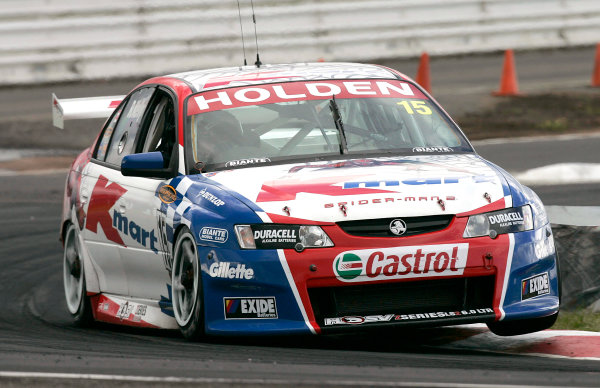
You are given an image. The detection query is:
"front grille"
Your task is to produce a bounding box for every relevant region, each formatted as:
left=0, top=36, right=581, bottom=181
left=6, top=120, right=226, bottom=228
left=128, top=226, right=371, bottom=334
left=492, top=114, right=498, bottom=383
left=337, top=215, right=453, bottom=237
left=308, top=276, right=495, bottom=325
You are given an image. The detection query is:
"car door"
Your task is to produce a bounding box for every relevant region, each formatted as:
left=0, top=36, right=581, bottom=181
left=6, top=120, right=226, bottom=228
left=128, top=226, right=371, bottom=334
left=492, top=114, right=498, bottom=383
left=81, top=86, right=159, bottom=296
left=118, top=89, right=179, bottom=300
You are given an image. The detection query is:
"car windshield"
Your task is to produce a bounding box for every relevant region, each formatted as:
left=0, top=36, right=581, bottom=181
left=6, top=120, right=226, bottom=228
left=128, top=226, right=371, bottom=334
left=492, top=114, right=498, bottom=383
left=185, top=79, right=472, bottom=170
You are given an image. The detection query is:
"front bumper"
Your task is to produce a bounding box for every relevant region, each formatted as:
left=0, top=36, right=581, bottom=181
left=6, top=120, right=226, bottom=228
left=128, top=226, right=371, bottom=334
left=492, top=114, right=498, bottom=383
left=199, top=217, right=559, bottom=335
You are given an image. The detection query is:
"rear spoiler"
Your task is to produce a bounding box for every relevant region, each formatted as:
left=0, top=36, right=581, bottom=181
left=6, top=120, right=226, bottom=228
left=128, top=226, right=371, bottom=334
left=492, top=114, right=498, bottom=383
left=52, top=93, right=125, bottom=129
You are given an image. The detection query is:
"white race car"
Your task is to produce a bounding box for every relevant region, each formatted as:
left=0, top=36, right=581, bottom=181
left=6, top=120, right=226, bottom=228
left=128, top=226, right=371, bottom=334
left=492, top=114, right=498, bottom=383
left=56, top=62, right=560, bottom=339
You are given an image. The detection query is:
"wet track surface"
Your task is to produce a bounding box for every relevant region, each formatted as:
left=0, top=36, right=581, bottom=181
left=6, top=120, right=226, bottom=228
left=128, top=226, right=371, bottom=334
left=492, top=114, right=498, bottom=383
left=0, top=173, right=599, bottom=387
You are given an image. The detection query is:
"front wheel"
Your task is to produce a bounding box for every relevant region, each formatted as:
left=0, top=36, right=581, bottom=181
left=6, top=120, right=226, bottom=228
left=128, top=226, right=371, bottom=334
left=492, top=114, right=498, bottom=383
left=63, top=223, right=93, bottom=326
left=171, top=227, right=204, bottom=340
left=487, top=312, right=558, bottom=336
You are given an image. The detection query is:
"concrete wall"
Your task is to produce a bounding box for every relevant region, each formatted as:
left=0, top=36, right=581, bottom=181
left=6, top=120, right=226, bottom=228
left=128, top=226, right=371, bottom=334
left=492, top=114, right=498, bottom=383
left=2, top=0, right=600, bottom=85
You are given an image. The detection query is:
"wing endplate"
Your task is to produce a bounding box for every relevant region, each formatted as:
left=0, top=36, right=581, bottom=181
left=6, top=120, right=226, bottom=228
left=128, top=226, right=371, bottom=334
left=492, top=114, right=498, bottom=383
left=52, top=93, right=125, bottom=129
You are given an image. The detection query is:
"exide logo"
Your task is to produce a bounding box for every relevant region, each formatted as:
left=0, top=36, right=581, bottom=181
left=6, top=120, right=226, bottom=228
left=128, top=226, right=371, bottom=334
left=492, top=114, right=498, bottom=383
left=333, top=243, right=469, bottom=282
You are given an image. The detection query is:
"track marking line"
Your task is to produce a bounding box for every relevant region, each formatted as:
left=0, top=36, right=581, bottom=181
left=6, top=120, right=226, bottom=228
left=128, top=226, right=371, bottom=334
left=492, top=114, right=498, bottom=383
left=0, top=371, right=590, bottom=388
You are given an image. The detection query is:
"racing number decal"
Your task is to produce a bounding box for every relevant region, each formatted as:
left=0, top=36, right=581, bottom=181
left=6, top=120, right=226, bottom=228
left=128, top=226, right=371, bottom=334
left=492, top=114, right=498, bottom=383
left=397, top=101, right=432, bottom=115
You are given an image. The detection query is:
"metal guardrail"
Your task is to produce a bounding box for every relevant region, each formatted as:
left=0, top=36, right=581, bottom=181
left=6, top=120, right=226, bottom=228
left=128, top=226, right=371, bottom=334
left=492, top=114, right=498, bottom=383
left=1, top=0, right=600, bottom=85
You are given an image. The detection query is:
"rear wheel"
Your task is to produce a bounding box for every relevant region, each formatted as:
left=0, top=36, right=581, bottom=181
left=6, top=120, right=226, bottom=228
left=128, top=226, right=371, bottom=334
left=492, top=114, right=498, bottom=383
left=172, top=228, right=204, bottom=340
left=487, top=312, right=558, bottom=336
left=63, top=223, right=93, bottom=326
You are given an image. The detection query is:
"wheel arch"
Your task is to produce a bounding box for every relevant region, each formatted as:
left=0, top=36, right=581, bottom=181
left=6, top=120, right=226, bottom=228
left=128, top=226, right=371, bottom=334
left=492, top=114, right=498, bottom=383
left=172, top=223, right=192, bottom=252
left=60, top=219, right=72, bottom=247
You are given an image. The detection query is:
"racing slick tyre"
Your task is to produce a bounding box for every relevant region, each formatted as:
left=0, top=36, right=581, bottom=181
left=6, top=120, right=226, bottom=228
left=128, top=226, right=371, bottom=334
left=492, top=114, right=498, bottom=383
left=63, top=223, right=93, bottom=326
left=487, top=312, right=558, bottom=336
left=172, top=227, right=204, bottom=340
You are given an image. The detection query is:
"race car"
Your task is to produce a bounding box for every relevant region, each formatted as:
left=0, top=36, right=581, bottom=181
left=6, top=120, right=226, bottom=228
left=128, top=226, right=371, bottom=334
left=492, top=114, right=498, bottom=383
left=56, top=62, right=560, bottom=339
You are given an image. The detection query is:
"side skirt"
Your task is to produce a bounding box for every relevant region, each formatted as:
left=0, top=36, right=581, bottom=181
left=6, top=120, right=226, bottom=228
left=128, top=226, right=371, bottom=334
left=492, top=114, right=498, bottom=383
left=90, top=293, right=178, bottom=329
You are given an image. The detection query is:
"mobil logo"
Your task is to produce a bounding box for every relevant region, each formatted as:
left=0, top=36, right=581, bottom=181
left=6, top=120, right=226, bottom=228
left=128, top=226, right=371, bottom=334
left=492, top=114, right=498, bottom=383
left=333, top=243, right=469, bottom=283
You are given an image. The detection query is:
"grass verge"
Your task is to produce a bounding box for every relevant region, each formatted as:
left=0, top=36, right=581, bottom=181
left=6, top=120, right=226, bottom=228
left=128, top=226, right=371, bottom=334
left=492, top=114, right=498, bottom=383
left=552, top=310, right=600, bottom=332
left=457, top=92, right=600, bottom=140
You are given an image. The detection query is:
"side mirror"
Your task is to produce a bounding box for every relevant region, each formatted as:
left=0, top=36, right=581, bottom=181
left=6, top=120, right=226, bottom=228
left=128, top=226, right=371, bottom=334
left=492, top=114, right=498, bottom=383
left=121, top=152, right=173, bottom=178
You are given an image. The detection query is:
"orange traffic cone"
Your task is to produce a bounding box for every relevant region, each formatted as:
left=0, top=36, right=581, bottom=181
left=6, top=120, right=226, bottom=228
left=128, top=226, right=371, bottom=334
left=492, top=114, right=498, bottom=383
left=415, top=52, right=431, bottom=93
left=592, top=43, right=600, bottom=87
left=494, top=49, right=520, bottom=96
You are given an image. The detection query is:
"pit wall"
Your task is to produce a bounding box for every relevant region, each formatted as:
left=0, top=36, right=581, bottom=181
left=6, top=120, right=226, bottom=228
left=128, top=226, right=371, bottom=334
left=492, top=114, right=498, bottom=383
left=2, top=0, right=600, bottom=85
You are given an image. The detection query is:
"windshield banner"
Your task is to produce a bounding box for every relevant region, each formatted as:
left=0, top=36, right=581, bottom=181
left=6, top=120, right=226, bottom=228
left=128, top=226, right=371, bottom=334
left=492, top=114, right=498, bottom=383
left=188, top=80, right=427, bottom=115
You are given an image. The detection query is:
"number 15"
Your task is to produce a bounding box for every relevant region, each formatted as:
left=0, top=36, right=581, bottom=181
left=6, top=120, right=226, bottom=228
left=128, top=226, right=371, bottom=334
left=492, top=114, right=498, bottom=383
left=397, top=100, right=432, bottom=115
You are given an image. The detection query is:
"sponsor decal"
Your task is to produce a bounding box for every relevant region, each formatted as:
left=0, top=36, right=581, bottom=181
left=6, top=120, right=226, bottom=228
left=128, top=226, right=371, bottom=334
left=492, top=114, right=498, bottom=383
left=389, top=219, right=407, bottom=236
left=189, top=80, right=424, bottom=115
left=116, top=302, right=134, bottom=320
left=224, top=297, right=278, bottom=319
left=134, top=305, right=147, bottom=317
left=156, top=212, right=172, bottom=276
left=116, top=302, right=148, bottom=321
left=209, top=262, right=254, bottom=280
left=197, top=187, right=225, bottom=207
left=412, top=146, right=453, bottom=153
left=522, top=272, right=550, bottom=300
left=323, top=308, right=495, bottom=326
left=113, top=210, right=158, bottom=252
left=485, top=207, right=530, bottom=235
left=251, top=224, right=300, bottom=249
left=199, top=227, right=228, bottom=243
left=335, top=253, right=363, bottom=280
left=394, top=308, right=494, bottom=321
left=158, top=185, right=177, bottom=204
left=323, top=195, right=456, bottom=208
left=333, top=243, right=469, bottom=282
left=324, top=314, right=394, bottom=326
left=84, top=175, right=166, bottom=253
left=85, top=175, right=127, bottom=246
left=488, top=210, right=524, bottom=227
left=342, top=175, right=496, bottom=189
left=225, top=158, right=271, bottom=168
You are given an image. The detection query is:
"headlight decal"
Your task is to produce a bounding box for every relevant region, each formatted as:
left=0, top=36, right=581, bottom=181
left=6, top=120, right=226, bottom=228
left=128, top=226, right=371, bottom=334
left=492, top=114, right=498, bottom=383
left=235, top=224, right=333, bottom=250
left=487, top=206, right=533, bottom=234
left=463, top=206, right=533, bottom=238
left=252, top=224, right=300, bottom=249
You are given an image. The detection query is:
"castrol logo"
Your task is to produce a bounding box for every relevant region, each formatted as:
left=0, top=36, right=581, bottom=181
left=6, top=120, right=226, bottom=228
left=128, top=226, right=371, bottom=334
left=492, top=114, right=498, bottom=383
left=333, top=243, right=469, bottom=282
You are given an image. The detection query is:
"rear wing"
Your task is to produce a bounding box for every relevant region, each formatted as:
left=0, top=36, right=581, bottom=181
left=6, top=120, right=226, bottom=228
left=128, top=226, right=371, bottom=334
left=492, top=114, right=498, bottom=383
left=52, top=93, right=125, bottom=129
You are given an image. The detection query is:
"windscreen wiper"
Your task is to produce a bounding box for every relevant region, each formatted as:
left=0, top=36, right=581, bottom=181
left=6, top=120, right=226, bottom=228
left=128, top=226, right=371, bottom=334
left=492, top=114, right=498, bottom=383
left=329, top=96, right=348, bottom=154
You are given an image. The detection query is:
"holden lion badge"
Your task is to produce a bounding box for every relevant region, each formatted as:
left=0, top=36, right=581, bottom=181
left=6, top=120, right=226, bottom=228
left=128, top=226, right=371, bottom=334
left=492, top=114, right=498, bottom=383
left=389, top=219, right=407, bottom=236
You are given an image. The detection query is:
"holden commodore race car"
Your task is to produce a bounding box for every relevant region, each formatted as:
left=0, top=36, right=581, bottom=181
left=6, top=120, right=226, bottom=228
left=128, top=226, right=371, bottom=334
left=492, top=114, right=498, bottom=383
left=56, top=62, right=559, bottom=339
